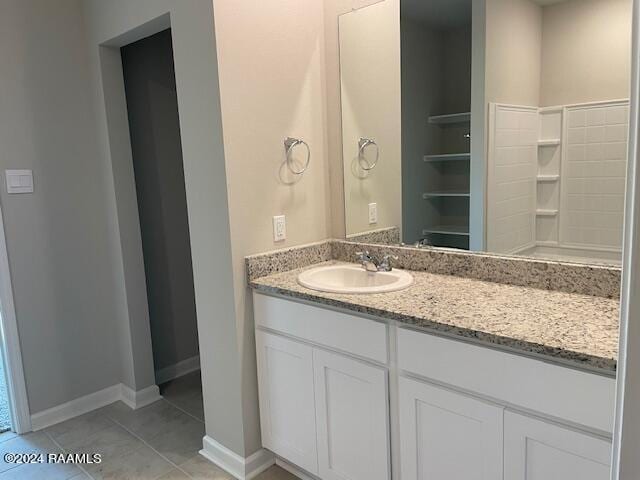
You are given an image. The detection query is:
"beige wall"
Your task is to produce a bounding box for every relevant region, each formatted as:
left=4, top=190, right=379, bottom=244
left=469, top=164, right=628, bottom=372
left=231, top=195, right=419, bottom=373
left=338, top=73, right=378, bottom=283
left=212, top=0, right=332, bottom=455
left=540, top=0, right=632, bottom=107
left=485, top=0, right=542, bottom=107
left=340, top=0, right=402, bottom=236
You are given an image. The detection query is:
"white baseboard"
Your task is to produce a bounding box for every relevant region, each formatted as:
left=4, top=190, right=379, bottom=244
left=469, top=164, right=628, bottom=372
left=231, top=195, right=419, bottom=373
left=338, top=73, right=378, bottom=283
left=275, top=458, right=319, bottom=480
left=155, top=355, right=200, bottom=385
left=30, top=383, right=162, bottom=431
left=200, top=435, right=275, bottom=480
left=120, top=384, right=162, bottom=410
left=31, top=384, right=122, bottom=431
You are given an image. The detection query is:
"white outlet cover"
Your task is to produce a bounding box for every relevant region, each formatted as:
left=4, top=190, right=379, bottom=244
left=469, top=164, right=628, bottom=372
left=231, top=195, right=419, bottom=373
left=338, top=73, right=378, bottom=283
left=6, top=170, right=34, bottom=194
left=273, top=215, right=286, bottom=242
left=368, top=202, right=378, bottom=224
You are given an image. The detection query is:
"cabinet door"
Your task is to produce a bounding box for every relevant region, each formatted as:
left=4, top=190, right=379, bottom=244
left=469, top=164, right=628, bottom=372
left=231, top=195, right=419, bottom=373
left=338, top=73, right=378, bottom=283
left=255, top=330, right=318, bottom=474
left=398, top=377, right=503, bottom=480
left=504, top=411, right=611, bottom=480
left=313, top=349, right=390, bottom=480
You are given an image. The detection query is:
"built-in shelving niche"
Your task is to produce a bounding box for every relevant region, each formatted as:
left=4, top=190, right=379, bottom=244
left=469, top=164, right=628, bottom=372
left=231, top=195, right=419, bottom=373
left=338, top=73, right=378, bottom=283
left=423, top=112, right=471, bottom=250
left=536, top=108, right=563, bottom=245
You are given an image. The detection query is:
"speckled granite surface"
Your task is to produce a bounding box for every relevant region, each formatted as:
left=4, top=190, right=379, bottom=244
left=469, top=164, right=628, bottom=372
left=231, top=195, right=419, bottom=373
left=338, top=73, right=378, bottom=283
left=245, top=241, right=332, bottom=283
left=332, top=241, right=621, bottom=299
left=251, top=261, right=620, bottom=373
left=346, top=226, right=400, bottom=245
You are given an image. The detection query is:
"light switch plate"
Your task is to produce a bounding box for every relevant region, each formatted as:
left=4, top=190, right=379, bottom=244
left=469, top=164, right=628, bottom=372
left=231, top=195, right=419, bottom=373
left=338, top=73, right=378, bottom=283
left=273, top=215, right=286, bottom=242
left=368, top=202, right=378, bottom=224
left=6, top=170, right=34, bottom=194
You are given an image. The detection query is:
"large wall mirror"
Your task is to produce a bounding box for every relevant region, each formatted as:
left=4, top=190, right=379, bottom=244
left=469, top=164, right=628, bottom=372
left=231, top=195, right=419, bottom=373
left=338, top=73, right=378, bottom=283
left=339, top=0, right=632, bottom=265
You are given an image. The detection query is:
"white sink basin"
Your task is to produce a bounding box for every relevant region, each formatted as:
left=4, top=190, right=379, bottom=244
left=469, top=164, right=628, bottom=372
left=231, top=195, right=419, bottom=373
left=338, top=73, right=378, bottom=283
left=297, top=264, right=413, bottom=294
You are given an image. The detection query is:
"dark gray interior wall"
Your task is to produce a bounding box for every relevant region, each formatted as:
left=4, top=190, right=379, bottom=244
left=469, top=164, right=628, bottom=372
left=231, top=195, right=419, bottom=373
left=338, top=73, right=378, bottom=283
left=121, top=29, right=199, bottom=374
left=401, top=19, right=443, bottom=243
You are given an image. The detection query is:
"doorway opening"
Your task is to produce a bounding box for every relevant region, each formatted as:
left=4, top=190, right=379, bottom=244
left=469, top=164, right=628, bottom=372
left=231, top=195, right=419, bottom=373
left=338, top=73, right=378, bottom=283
left=120, top=28, right=203, bottom=420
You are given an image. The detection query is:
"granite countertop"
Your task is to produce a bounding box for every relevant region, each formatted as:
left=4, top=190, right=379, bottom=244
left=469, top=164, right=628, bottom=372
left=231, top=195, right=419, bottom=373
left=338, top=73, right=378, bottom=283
left=250, top=261, right=620, bottom=374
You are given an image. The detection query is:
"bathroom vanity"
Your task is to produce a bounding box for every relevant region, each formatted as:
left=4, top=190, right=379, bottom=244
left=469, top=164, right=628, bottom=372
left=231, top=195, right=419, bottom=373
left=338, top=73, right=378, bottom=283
left=248, top=244, right=618, bottom=480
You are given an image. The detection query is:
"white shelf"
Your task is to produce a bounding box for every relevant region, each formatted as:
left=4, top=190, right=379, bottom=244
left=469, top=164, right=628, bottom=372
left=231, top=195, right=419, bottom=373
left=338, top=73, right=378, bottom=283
left=537, top=175, right=560, bottom=182
left=422, top=225, right=470, bottom=236
left=536, top=209, right=558, bottom=216
left=423, top=191, right=470, bottom=198
left=538, top=139, right=561, bottom=147
left=423, top=153, right=470, bottom=162
left=428, top=112, right=471, bottom=125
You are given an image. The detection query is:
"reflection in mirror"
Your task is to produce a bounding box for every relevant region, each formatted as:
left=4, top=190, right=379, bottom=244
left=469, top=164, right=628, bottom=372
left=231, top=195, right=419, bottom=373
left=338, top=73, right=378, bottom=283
left=339, top=0, right=632, bottom=266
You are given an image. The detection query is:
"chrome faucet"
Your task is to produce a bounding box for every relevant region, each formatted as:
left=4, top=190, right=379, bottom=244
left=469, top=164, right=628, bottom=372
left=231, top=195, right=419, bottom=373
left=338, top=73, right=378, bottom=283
left=413, top=238, right=431, bottom=248
left=378, top=254, right=399, bottom=272
left=356, top=251, right=379, bottom=272
left=355, top=251, right=399, bottom=272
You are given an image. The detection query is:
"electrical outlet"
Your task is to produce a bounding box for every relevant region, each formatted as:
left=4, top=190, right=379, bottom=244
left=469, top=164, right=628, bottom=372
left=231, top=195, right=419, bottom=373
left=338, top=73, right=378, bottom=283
left=368, top=202, right=378, bottom=224
left=273, top=215, right=286, bottom=242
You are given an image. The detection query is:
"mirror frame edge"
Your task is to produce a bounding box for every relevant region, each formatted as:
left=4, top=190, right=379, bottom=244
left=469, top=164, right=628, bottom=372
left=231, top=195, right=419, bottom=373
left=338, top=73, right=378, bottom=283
left=612, top=0, right=640, bottom=477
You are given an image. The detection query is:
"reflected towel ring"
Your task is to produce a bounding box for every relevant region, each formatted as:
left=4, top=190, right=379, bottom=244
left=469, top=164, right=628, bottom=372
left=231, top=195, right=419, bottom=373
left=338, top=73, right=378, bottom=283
left=358, top=137, right=379, bottom=171
left=284, top=137, right=311, bottom=175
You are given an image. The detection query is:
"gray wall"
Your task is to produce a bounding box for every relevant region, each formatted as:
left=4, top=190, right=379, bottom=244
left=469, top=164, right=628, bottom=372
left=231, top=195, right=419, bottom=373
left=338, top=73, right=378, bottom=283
left=121, top=29, right=199, bottom=374
left=0, top=0, right=125, bottom=413
left=82, top=0, right=247, bottom=456
left=401, top=19, right=443, bottom=243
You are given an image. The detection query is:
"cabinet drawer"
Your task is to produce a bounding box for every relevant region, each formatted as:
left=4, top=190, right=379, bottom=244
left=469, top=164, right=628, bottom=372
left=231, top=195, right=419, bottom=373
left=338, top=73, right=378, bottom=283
left=397, top=327, right=616, bottom=433
left=253, top=293, right=388, bottom=363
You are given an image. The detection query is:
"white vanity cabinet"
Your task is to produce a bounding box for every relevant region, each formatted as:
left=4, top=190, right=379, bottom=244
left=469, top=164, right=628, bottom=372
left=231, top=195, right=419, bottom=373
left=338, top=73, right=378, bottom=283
left=398, top=377, right=503, bottom=480
left=254, top=293, right=391, bottom=480
left=504, top=411, right=612, bottom=480
left=313, top=349, right=390, bottom=480
left=255, top=331, right=319, bottom=475
left=253, top=292, right=615, bottom=480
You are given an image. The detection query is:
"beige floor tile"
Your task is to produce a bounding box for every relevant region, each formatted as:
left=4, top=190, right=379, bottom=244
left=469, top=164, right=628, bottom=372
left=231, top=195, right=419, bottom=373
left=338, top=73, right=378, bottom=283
left=103, top=400, right=194, bottom=441
left=0, top=432, right=17, bottom=444
left=145, top=419, right=204, bottom=466
left=157, top=468, right=191, bottom=479
left=254, top=465, right=300, bottom=480
left=96, top=401, right=134, bottom=420
left=173, top=394, right=204, bottom=422
left=160, top=372, right=202, bottom=399
left=45, top=411, right=114, bottom=449
left=64, top=424, right=145, bottom=461
left=68, top=472, right=92, bottom=479
left=0, top=432, right=60, bottom=473
left=86, top=444, right=173, bottom=480
left=178, top=455, right=233, bottom=480
left=0, top=459, right=81, bottom=479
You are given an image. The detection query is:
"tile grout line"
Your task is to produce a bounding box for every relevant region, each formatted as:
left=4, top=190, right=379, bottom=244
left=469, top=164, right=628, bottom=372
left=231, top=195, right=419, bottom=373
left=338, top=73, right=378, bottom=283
left=43, top=429, right=96, bottom=480
left=103, top=412, right=197, bottom=479
left=160, top=397, right=205, bottom=425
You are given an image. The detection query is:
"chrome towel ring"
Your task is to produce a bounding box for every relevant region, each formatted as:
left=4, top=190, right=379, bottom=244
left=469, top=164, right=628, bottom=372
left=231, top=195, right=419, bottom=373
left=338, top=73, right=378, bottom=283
left=284, top=137, right=311, bottom=175
left=358, top=137, right=379, bottom=171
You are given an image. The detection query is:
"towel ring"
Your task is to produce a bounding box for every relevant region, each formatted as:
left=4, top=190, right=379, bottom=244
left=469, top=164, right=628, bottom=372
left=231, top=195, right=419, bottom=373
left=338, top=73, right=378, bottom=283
left=284, top=137, right=311, bottom=175
left=358, top=137, right=379, bottom=171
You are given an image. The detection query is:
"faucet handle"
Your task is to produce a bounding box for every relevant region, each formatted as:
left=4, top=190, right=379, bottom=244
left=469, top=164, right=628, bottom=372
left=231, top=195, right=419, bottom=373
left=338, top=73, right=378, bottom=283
left=380, top=254, right=399, bottom=271
left=355, top=251, right=370, bottom=261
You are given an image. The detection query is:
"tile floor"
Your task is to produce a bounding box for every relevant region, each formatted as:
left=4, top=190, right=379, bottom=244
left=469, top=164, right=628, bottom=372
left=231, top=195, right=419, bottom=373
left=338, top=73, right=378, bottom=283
left=0, top=372, right=298, bottom=479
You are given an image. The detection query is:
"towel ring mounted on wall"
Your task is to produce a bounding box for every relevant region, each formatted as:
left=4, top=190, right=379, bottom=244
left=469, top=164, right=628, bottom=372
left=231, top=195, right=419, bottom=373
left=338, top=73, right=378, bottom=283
left=284, top=137, right=311, bottom=175
left=358, top=137, right=379, bottom=171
